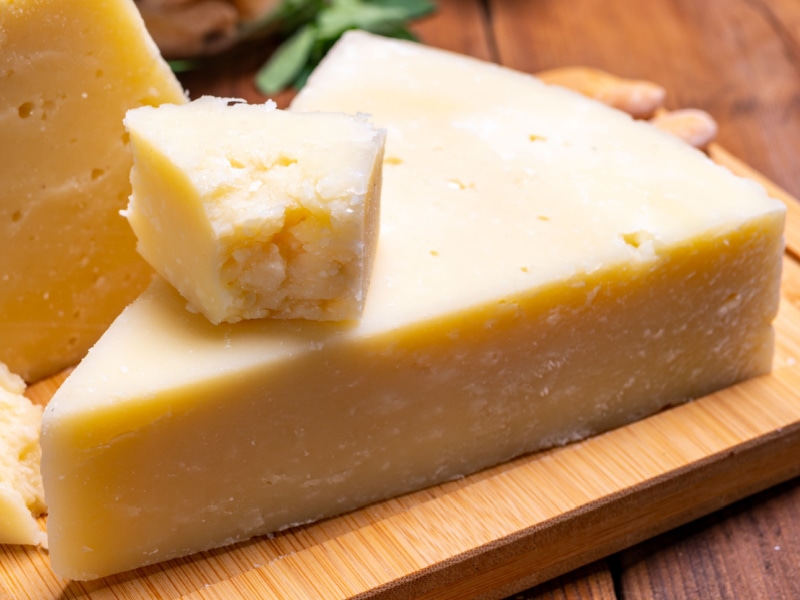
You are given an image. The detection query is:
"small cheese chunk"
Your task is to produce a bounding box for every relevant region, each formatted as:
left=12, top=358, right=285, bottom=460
left=123, top=97, right=386, bottom=324
left=41, top=32, right=785, bottom=580
left=0, top=0, right=186, bottom=381
left=0, top=363, right=46, bottom=547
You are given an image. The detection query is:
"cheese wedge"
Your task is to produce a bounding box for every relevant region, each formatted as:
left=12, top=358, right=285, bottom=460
left=123, top=97, right=385, bottom=324
left=0, top=363, right=46, bottom=547
left=41, top=32, right=785, bottom=580
left=0, top=0, right=186, bottom=382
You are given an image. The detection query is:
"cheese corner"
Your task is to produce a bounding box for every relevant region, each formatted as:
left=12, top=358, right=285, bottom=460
left=0, top=0, right=186, bottom=382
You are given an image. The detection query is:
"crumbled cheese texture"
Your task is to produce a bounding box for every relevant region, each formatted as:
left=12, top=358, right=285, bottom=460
left=0, top=0, right=186, bottom=382
left=0, top=363, right=46, bottom=547
left=123, top=97, right=386, bottom=324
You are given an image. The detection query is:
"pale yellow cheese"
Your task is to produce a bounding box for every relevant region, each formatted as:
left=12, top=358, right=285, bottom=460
left=41, top=32, right=785, bottom=580
left=0, top=362, right=46, bottom=547
left=123, top=97, right=385, bottom=324
left=0, top=0, right=186, bottom=382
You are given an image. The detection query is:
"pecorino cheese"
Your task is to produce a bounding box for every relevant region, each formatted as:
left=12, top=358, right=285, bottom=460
left=0, top=0, right=186, bottom=382
left=41, top=32, right=785, bottom=580
left=123, top=97, right=385, bottom=324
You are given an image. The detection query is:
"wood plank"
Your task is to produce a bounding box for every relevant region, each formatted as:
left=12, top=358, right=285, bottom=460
left=614, top=478, right=800, bottom=599
left=515, top=561, right=617, bottom=600
left=411, top=0, right=493, bottom=60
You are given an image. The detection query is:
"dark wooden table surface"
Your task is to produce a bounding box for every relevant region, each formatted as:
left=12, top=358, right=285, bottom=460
left=179, top=1, right=800, bottom=598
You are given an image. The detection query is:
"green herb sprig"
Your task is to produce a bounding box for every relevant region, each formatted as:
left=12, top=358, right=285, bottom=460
left=251, top=0, right=435, bottom=94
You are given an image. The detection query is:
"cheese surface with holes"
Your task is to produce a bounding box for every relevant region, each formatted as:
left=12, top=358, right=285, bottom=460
left=0, top=0, right=185, bottom=382
left=123, top=97, right=385, bottom=324
left=41, top=32, right=785, bottom=580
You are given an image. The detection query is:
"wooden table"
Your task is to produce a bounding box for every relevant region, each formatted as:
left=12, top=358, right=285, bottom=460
left=180, top=1, right=800, bottom=598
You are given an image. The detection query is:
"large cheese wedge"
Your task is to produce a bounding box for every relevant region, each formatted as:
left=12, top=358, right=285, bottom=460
left=123, top=97, right=385, bottom=324
left=0, top=0, right=186, bottom=382
left=41, top=32, right=785, bottom=580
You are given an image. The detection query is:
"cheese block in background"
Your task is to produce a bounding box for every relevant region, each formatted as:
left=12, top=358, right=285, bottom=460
left=41, top=32, right=785, bottom=580
left=0, top=362, right=46, bottom=547
left=0, top=0, right=186, bottom=382
left=123, top=97, right=385, bottom=324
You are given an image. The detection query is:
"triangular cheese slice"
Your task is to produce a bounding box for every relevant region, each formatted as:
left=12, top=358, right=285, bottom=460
left=0, top=0, right=186, bottom=381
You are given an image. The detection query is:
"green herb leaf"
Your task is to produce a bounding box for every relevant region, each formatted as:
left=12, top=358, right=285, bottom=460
left=255, top=23, right=318, bottom=94
left=168, top=58, right=205, bottom=74
left=316, top=0, right=417, bottom=41
left=244, top=0, right=435, bottom=95
left=365, top=0, right=435, bottom=20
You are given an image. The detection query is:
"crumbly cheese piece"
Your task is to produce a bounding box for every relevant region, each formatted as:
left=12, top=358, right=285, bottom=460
left=0, top=0, right=186, bottom=382
left=123, top=97, right=385, bottom=324
left=0, top=363, right=46, bottom=547
left=41, top=32, right=785, bottom=580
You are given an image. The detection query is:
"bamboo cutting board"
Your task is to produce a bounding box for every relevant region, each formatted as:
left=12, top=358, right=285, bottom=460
left=3, top=149, right=800, bottom=599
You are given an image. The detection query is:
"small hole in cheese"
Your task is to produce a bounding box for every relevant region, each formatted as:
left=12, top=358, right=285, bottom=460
left=276, top=156, right=297, bottom=167
left=17, top=102, right=34, bottom=119
left=622, top=232, right=643, bottom=249
left=446, top=179, right=467, bottom=190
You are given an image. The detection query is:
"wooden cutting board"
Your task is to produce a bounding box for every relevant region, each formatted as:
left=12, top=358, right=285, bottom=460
left=2, top=146, right=800, bottom=600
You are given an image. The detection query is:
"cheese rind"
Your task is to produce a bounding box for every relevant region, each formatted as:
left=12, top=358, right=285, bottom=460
left=41, top=32, right=785, bottom=580
left=123, top=97, right=385, bottom=324
left=0, top=0, right=186, bottom=381
left=0, top=363, right=46, bottom=547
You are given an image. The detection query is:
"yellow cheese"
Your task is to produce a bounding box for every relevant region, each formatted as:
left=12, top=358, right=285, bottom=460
left=123, top=97, right=385, bottom=324
left=0, top=0, right=186, bottom=382
left=0, top=362, right=46, bottom=547
left=41, top=32, right=785, bottom=580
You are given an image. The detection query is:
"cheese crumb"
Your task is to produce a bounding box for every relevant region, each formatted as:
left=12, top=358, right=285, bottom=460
left=0, top=362, right=46, bottom=546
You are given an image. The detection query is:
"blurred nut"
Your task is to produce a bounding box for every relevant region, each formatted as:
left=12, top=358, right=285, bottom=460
left=650, top=108, right=718, bottom=149
left=538, top=66, right=666, bottom=120
left=137, top=0, right=239, bottom=58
